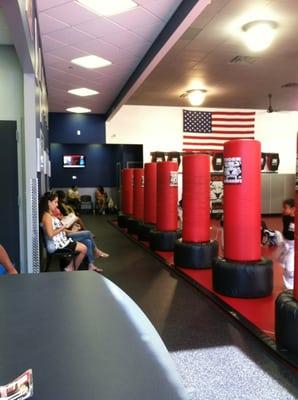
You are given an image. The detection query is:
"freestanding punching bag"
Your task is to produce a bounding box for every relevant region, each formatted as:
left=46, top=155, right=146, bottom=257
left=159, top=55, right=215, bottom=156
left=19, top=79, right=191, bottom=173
left=174, top=154, right=218, bottom=269
left=275, top=134, right=298, bottom=356
left=118, top=168, right=134, bottom=228
left=138, top=163, right=157, bottom=241
left=149, top=161, right=181, bottom=251
left=213, top=139, right=273, bottom=298
left=127, top=168, right=144, bottom=235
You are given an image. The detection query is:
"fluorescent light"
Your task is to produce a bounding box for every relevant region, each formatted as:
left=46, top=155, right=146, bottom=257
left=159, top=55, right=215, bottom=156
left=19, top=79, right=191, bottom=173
left=242, top=20, right=278, bottom=52
left=76, top=0, right=137, bottom=16
left=66, top=107, right=91, bottom=113
left=68, top=88, right=99, bottom=97
left=71, top=55, right=111, bottom=69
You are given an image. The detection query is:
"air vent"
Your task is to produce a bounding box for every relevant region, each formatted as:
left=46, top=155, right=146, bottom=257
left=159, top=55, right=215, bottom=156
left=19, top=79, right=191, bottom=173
left=229, top=55, right=259, bottom=64
left=281, top=82, right=298, bottom=88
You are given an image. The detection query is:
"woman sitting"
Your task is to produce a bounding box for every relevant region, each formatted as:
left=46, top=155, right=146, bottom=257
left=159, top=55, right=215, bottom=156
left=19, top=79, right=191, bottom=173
left=95, top=185, right=108, bottom=215
left=40, top=192, right=105, bottom=272
left=55, top=191, right=109, bottom=259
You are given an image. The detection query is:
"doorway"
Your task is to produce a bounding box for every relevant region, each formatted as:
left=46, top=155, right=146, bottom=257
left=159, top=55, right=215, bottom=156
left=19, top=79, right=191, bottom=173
left=0, top=121, right=20, bottom=268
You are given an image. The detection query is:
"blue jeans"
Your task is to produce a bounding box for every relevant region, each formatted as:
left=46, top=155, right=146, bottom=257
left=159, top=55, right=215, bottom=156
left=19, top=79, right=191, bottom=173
left=67, top=231, right=96, bottom=264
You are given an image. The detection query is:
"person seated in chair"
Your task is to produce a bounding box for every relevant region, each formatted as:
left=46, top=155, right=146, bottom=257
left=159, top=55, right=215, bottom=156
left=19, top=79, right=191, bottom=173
left=40, top=192, right=105, bottom=272
left=45, top=191, right=109, bottom=262
left=56, top=190, right=86, bottom=231
left=0, top=244, right=18, bottom=275
left=67, top=185, right=81, bottom=213
left=95, top=185, right=108, bottom=215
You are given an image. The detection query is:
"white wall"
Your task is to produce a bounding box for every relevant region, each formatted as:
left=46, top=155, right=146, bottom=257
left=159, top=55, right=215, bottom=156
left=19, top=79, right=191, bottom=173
left=106, top=105, right=298, bottom=173
left=106, top=106, right=182, bottom=163
left=255, top=111, right=298, bottom=173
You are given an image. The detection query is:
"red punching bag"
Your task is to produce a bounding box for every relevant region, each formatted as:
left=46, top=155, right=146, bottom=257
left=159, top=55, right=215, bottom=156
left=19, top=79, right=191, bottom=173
left=294, top=135, right=298, bottom=300
left=121, top=168, right=134, bottom=216
left=294, top=190, right=298, bottom=301
left=224, top=140, right=261, bottom=262
left=156, top=161, right=178, bottom=232
left=133, top=168, right=144, bottom=221
left=183, top=154, right=210, bottom=243
left=144, top=163, right=157, bottom=225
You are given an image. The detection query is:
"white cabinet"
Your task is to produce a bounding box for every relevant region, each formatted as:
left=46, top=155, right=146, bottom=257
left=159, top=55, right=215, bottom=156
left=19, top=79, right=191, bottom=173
left=261, top=173, right=295, bottom=214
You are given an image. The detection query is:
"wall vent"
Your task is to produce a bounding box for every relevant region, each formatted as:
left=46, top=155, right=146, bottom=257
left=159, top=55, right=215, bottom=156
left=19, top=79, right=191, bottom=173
left=281, top=82, right=298, bottom=88
left=229, top=55, right=259, bottom=64
left=30, top=178, right=40, bottom=273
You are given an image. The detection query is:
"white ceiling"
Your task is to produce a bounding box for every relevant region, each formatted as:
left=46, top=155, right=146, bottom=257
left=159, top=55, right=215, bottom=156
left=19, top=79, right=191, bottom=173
left=128, top=0, right=298, bottom=111
left=36, top=0, right=185, bottom=114
left=36, top=0, right=298, bottom=115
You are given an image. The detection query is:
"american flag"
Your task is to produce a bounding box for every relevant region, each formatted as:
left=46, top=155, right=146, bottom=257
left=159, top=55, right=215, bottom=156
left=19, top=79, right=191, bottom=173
left=183, top=110, right=255, bottom=153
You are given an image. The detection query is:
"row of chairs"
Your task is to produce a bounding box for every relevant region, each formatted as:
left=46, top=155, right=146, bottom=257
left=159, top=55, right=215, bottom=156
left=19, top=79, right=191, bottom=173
left=79, top=195, right=117, bottom=214
left=69, top=195, right=105, bottom=214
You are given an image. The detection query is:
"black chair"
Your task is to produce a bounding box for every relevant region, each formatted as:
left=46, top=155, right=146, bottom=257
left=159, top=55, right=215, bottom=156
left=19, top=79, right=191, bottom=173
left=39, top=228, right=77, bottom=272
left=151, top=151, right=166, bottom=162
left=167, top=152, right=181, bottom=167
left=80, top=195, right=93, bottom=214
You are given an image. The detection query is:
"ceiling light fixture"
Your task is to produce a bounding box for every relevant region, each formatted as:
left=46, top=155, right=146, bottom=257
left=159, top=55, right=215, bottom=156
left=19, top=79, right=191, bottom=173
left=76, top=0, right=137, bottom=16
left=71, top=55, right=111, bottom=69
left=66, top=107, right=91, bottom=113
left=241, top=20, right=278, bottom=52
left=68, top=88, right=99, bottom=97
left=180, top=89, right=207, bottom=106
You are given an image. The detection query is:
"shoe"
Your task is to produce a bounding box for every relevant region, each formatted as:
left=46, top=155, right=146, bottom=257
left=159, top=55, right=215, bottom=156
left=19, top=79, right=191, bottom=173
left=64, top=266, right=74, bottom=272
left=88, top=265, right=103, bottom=273
left=99, top=251, right=109, bottom=258
left=95, top=249, right=109, bottom=258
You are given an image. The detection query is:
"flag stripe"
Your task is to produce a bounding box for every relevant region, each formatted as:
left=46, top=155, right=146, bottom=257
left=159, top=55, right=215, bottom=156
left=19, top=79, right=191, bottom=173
left=212, top=112, right=255, bottom=116
left=183, top=109, right=255, bottom=153
left=212, top=118, right=255, bottom=122
left=183, top=138, right=254, bottom=146
left=183, top=135, right=254, bottom=140
left=183, top=148, right=223, bottom=153
left=211, top=130, right=254, bottom=134
left=212, top=124, right=254, bottom=128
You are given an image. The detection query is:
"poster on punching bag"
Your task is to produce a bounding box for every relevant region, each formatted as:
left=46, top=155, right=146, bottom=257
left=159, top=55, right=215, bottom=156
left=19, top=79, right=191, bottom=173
left=224, top=157, right=242, bottom=183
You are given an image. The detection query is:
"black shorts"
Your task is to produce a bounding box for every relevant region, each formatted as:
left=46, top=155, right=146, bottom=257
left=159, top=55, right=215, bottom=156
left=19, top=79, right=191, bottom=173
left=55, top=241, right=77, bottom=254
left=65, top=241, right=77, bottom=252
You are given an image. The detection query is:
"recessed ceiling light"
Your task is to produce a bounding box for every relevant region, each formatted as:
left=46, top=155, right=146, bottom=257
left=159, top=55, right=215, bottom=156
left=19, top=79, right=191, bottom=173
left=66, top=107, right=91, bottom=113
left=68, top=88, right=99, bottom=97
left=71, top=55, right=111, bottom=69
left=76, top=0, right=137, bottom=16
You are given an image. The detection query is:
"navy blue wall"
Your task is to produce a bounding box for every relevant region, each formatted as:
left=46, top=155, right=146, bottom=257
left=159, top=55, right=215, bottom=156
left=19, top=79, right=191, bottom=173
left=49, top=113, right=143, bottom=187
left=49, top=112, right=105, bottom=143
left=50, top=143, right=143, bottom=187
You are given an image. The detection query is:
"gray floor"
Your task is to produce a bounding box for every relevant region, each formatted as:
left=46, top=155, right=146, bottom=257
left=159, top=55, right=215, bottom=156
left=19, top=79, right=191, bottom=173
left=57, top=214, right=298, bottom=400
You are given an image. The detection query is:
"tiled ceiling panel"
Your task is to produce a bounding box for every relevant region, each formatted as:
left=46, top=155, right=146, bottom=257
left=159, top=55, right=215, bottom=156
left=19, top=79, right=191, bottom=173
left=128, top=0, right=298, bottom=111
left=36, top=0, right=185, bottom=113
left=37, top=0, right=297, bottom=115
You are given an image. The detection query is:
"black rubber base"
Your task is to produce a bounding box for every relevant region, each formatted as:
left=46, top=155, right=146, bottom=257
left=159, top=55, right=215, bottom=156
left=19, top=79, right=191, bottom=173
left=174, top=239, right=218, bottom=269
left=212, top=257, right=273, bottom=298
left=149, top=230, right=181, bottom=251
left=117, top=214, right=130, bottom=228
left=275, top=291, right=298, bottom=356
left=127, top=218, right=141, bottom=235
left=138, top=223, right=155, bottom=241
